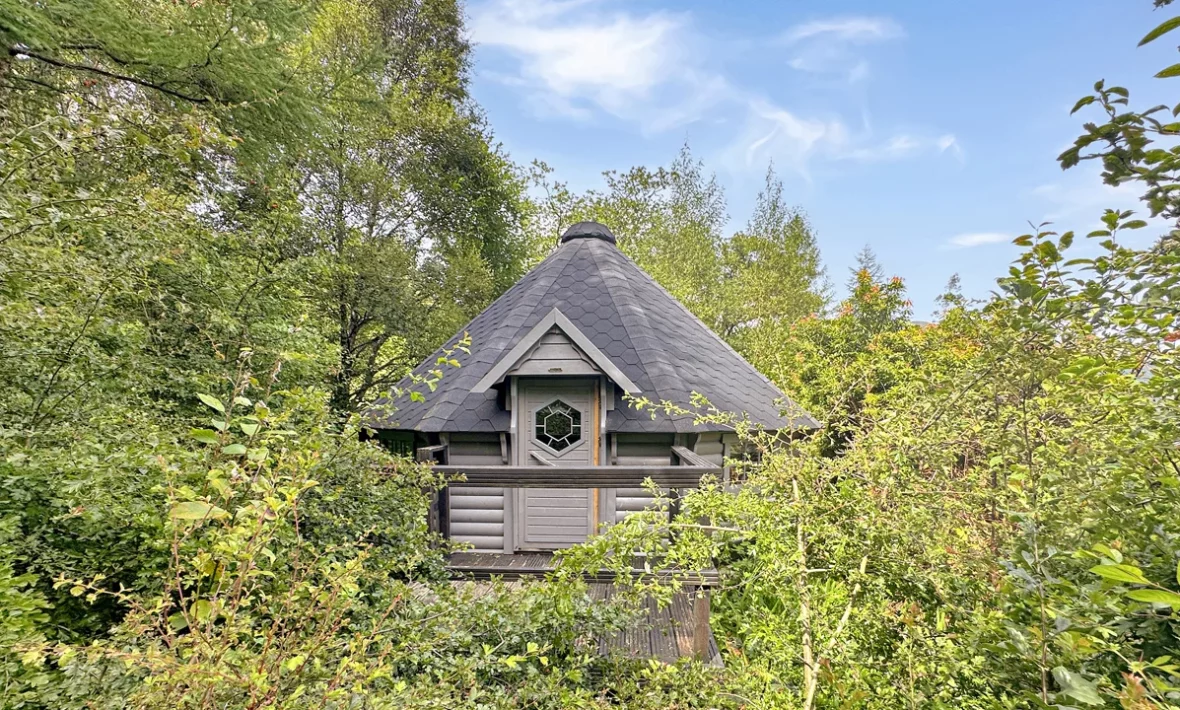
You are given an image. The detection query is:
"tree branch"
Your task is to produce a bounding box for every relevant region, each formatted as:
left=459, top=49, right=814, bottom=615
left=8, top=46, right=211, bottom=104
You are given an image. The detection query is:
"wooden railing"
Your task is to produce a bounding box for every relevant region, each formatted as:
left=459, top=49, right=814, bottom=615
left=418, top=443, right=723, bottom=536
left=429, top=464, right=719, bottom=488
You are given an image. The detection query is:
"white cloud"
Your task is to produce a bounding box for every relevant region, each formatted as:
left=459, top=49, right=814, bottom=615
left=780, top=15, right=902, bottom=80
left=781, top=16, right=904, bottom=44
left=468, top=0, right=712, bottom=130
left=472, top=2, right=957, bottom=177
left=733, top=99, right=847, bottom=176
left=727, top=105, right=960, bottom=177
left=945, top=232, right=1010, bottom=249
left=847, top=60, right=870, bottom=83
left=1032, top=179, right=1141, bottom=223
left=852, top=134, right=921, bottom=161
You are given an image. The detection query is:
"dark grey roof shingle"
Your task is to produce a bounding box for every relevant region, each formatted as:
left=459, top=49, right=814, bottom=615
left=366, top=226, right=818, bottom=433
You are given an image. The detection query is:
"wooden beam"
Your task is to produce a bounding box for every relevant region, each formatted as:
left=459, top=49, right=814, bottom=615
left=529, top=451, right=556, bottom=466
left=672, top=445, right=715, bottom=468
left=416, top=444, right=448, bottom=463
left=432, top=465, right=718, bottom=488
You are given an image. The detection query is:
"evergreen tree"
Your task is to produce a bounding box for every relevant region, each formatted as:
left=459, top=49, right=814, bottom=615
left=846, top=244, right=885, bottom=295
left=936, top=272, right=965, bottom=317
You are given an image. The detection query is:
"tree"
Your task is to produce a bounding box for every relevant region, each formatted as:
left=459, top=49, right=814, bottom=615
left=845, top=244, right=885, bottom=295
left=0, top=0, right=526, bottom=646
left=719, top=166, right=827, bottom=343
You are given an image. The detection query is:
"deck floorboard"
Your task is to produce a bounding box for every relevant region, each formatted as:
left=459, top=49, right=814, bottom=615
left=437, top=553, right=722, bottom=666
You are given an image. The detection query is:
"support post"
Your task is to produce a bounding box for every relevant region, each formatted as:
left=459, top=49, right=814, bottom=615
left=692, top=587, right=711, bottom=661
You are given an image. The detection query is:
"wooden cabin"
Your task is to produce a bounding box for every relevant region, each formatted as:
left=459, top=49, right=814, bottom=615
left=366, top=221, right=817, bottom=554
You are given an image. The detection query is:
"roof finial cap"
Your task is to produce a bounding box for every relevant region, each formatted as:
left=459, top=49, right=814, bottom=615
left=560, top=221, right=617, bottom=245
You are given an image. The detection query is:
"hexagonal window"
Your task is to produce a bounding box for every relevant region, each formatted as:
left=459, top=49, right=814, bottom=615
left=534, top=400, right=582, bottom=452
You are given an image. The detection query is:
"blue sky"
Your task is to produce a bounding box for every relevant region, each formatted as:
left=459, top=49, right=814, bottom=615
left=466, top=0, right=1176, bottom=314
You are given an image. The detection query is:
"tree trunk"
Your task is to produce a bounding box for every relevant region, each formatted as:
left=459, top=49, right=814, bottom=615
left=330, top=155, right=353, bottom=418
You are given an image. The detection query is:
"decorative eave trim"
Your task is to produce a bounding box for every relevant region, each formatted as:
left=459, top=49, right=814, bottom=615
left=471, top=308, right=641, bottom=395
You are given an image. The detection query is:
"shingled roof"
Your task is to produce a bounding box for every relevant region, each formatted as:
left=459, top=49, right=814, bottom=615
left=366, top=222, right=818, bottom=433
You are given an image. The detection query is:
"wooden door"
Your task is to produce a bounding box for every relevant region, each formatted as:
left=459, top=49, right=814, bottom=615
left=513, top=378, right=597, bottom=550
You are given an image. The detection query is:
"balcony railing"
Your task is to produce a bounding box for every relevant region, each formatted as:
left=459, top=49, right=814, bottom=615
left=419, top=443, right=720, bottom=488
left=430, top=464, right=717, bottom=488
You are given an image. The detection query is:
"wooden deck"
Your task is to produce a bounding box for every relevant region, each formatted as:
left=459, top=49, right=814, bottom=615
left=442, top=552, right=722, bottom=666
left=591, top=583, right=722, bottom=666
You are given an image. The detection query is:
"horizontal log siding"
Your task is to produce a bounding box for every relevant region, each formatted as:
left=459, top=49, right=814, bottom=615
left=446, top=433, right=503, bottom=466
left=694, top=432, right=725, bottom=466
left=611, top=434, right=674, bottom=522
left=613, top=487, right=667, bottom=523
left=449, top=485, right=505, bottom=552
left=614, top=433, right=675, bottom=466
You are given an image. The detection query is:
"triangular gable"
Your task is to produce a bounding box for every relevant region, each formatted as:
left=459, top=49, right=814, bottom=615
left=471, top=308, right=640, bottom=394
left=506, top=326, right=600, bottom=377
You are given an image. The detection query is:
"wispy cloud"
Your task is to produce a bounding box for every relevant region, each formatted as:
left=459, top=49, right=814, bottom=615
left=471, top=2, right=958, bottom=177
left=468, top=0, right=714, bottom=131
left=780, top=15, right=903, bottom=82
left=1029, top=174, right=1168, bottom=245
left=1032, top=180, right=1142, bottom=223
left=840, top=134, right=962, bottom=162
left=944, top=232, right=1010, bottom=249
left=733, top=99, right=846, bottom=177
left=780, top=16, right=904, bottom=45
left=729, top=105, right=960, bottom=178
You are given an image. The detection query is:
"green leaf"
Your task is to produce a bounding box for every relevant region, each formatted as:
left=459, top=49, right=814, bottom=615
left=190, top=428, right=220, bottom=445
left=168, top=612, right=188, bottom=631
left=239, top=421, right=260, bottom=437
left=1140, top=15, right=1180, bottom=46
left=1156, top=63, right=1180, bottom=79
left=284, top=655, right=307, bottom=671
left=1070, top=96, right=1096, bottom=115
left=221, top=444, right=247, bottom=455
left=1126, top=589, right=1180, bottom=607
left=1090, top=564, right=1150, bottom=584
left=1052, top=666, right=1103, bottom=705
left=197, top=394, right=225, bottom=413
left=1175, top=560, right=1179, bottom=586
left=169, top=501, right=228, bottom=521
left=190, top=599, right=214, bottom=621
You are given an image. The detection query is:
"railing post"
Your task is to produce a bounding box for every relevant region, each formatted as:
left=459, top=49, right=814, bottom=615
left=417, top=444, right=449, bottom=539
left=692, top=587, right=711, bottom=661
